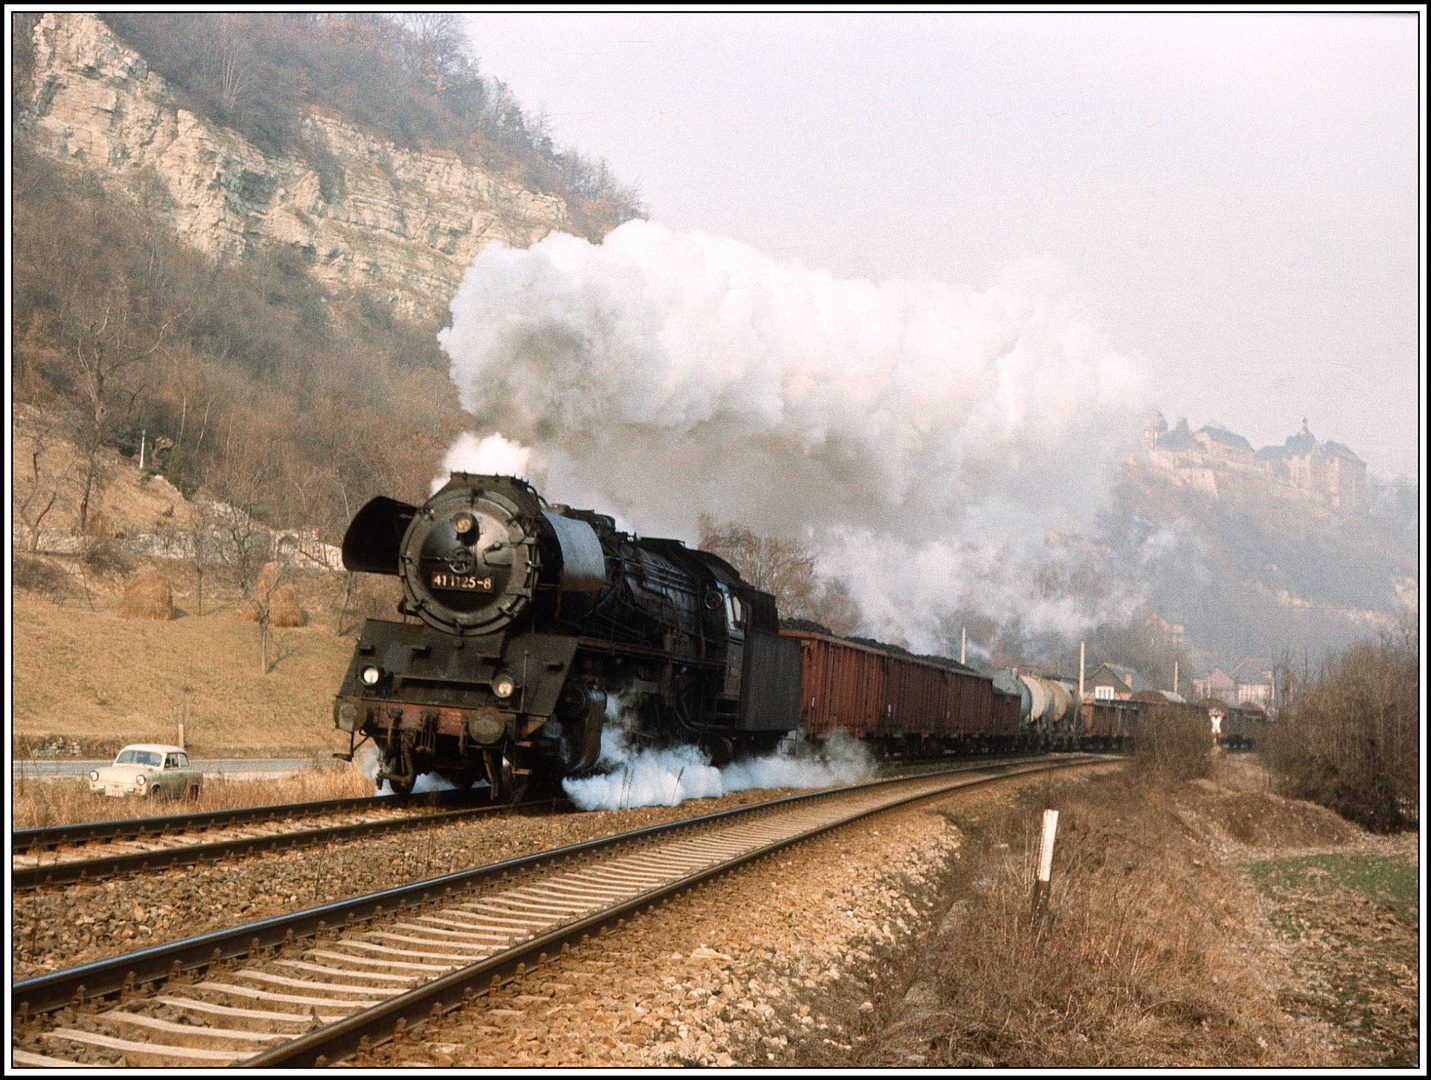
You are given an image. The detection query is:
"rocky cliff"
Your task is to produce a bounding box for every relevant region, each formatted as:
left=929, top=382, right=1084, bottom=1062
left=16, top=12, right=572, bottom=320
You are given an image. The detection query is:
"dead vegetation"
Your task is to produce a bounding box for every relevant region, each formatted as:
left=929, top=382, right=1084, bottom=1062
left=11, top=760, right=375, bottom=830
left=846, top=779, right=1309, bottom=1067
left=781, top=745, right=1419, bottom=1069
left=1265, top=622, right=1419, bottom=833
left=1131, top=702, right=1213, bottom=782
left=118, top=564, right=175, bottom=621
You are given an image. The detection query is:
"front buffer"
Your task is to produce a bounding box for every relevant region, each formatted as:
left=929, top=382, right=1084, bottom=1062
left=335, top=620, right=605, bottom=799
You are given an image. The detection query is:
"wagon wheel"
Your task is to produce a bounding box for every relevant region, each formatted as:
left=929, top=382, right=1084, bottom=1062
left=485, top=742, right=529, bottom=804
left=381, top=745, right=415, bottom=796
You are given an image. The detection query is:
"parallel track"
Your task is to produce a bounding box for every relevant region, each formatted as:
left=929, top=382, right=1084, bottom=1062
left=12, top=791, right=566, bottom=891
left=11, top=755, right=1107, bottom=1068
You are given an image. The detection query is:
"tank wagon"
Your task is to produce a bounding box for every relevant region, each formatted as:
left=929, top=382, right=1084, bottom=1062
left=993, top=670, right=1085, bottom=750
left=332, top=474, right=1036, bottom=799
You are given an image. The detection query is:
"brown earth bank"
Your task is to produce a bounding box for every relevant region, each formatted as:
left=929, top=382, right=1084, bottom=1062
left=343, top=759, right=1417, bottom=1069
left=12, top=403, right=401, bottom=759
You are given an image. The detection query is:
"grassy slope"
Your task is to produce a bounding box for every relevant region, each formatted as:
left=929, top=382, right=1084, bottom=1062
left=12, top=592, right=357, bottom=758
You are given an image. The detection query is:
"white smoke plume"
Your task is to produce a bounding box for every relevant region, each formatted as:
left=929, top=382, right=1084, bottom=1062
left=438, top=220, right=1150, bottom=651
left=561, top=727, right=876, bottom=812
left=431, top=432, right=533, bottom=494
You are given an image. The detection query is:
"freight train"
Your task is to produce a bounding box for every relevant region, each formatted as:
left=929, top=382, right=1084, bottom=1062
left=333, top=474, right=1092, bottom=798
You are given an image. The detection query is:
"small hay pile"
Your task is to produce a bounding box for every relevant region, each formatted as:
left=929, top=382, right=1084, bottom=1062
left=118, top=565, right=174, bottom=620
left=244, top=561, right=304, bottom=627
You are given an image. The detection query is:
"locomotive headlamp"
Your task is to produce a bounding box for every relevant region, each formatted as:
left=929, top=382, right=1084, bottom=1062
left=492, top=675, right=516, bottom=699
left=361, top=665, right=381, bottom=686
left=451, top=511, right=475, bottom=535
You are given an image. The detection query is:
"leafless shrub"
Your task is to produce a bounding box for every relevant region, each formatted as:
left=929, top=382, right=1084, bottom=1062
left=1131, top=703, right=1212, bottom=782
left=13, top=553, right=75, bottom=598
left=79, top=509, right=133, bottom=576
left=1265, top=622, right=1419, bottom=833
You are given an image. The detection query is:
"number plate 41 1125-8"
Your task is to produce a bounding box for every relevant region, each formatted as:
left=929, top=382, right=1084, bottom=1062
left=430, top=573, right=494, bottom=591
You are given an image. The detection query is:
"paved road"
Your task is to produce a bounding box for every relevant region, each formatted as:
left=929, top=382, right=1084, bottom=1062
left=12, top=758, right=342, bottom=779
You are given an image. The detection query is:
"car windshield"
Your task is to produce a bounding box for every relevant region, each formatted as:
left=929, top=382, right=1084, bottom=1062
left=115, top=750, right=162, bottom=767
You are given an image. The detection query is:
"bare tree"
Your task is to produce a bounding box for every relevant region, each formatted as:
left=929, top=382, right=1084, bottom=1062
left=63, top=285, right=173, bottom=534
left=698, top=515, right=860, bottom=634
left=183, top=501, right=218, bottom=617
left=212, top=498, right=282, bottom=673
left=13, top=421, right=73, bottom=552
left=202, top=14, right=253, bottom=116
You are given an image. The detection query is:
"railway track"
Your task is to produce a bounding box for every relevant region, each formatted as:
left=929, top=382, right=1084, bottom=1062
left=11, top=754, right=1105, bottom=1068
left=12, top=790, right=567, bottom=891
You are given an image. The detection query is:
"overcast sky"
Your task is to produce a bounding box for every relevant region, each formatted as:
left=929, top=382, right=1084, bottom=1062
left=462, top=10, right=1421, bottom=481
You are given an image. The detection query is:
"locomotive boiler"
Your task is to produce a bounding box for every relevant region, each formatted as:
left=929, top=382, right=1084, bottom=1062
left=333, top=474, right=801, bottom=799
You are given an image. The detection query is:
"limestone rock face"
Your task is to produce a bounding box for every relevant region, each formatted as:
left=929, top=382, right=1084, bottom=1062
left=17, top=12, right=574, bottom=320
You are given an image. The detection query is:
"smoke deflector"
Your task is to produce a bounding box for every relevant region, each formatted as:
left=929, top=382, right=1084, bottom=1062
left=543, top=511, right=606, bottom=593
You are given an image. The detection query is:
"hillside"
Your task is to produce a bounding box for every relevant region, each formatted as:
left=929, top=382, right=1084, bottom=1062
left=1100, top=437, right=1417, bottom=670
left=11, top=408, right=390, bottom=759
left=11, top=12, right=642, bottom=547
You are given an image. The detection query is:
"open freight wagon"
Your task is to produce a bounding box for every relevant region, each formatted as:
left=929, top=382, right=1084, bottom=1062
left=779, top=628, right=1024, bottom=753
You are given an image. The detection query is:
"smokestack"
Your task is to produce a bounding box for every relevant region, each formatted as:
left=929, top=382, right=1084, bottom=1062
left=1079, top=640, right=1085, bottom=703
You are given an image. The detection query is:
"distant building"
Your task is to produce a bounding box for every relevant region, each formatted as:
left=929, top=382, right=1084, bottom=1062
left=1193, top=426, right=1254, bottom=462
left=1141, top=415, right=1367, bottom=514
left=1192, top=668, right=1236, bottom=703
left=1086, top=662, right=1151, bottom=702
left=1252, top=421, right=1366, bottom=512
left=1231, top=661, right=1275, bottom=709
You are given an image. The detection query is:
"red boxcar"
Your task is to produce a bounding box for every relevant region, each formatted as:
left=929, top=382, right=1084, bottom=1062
left=780, top=628, right=1017, bottom=746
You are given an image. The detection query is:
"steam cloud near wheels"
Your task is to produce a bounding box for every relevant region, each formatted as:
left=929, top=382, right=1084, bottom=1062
left=437, top=220, right=1149, bottom=655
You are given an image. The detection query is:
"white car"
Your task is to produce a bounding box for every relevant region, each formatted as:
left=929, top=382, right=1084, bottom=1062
left=89, top=743, right=203, bottom=799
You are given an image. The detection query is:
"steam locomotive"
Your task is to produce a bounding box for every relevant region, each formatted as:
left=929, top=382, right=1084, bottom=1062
left=333, top=474, right=805, bottom=798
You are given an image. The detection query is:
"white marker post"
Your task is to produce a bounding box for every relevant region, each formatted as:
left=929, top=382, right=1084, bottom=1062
left=1031, top=808, right=1059, bottom=921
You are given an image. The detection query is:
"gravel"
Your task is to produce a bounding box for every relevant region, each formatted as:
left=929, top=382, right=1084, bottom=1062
left=341, top=771, right=1056, bottom=1068
left=11, top=788, right=803, bottom=981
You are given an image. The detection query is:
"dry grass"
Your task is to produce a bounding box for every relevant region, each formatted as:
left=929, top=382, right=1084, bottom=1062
left=11, top=588, right=356, bottom=757
left=117, top=564, right=174, bottom=620
left=11, top=761, right=376, bottom=830
left=815, top=768, right=1338, bottom=1069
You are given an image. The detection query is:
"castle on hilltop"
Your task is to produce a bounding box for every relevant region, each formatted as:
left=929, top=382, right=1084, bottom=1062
left=1142, top=417, right=1366, bottom=512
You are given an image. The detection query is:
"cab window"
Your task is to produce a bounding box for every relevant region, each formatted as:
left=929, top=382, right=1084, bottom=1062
left=725, top=592, right=746, bottom=630
left=177, top=752, right=190, bottom=768
left=165, top=754, right=180, bottom=769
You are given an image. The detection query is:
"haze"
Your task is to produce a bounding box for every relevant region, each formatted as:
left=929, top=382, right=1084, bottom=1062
left=463, top=11, right=1421, bottom=481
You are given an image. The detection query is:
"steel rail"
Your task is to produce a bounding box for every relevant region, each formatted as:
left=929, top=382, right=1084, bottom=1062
left=11, top=797, right=563, bottom=891
left=12, top=755, right=1107, bottom=1067
left=12, top=786, right=495, bottom=853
